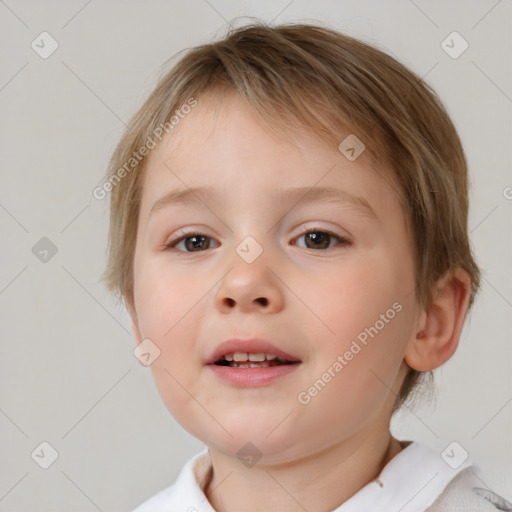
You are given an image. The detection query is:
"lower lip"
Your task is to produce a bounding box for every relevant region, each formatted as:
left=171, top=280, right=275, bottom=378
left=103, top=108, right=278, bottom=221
left=207, top=363, right=301, bottom=387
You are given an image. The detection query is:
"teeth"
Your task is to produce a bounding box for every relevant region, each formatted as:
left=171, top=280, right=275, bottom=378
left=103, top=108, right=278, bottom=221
left=225, top=352, right=280, bottom=362
left=229, top=361, right=272, bottom=368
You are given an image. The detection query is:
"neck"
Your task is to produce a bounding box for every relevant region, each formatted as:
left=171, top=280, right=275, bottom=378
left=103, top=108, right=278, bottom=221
left=204, top=430, right=404, bottom=512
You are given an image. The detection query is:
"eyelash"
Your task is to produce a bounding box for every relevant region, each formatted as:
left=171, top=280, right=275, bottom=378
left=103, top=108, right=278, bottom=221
left=165, top=227, right=351, bottom=252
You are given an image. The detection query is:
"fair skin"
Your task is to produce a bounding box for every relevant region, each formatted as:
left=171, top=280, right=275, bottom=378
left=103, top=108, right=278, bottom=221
left=129, top=91, right=471, bottom=511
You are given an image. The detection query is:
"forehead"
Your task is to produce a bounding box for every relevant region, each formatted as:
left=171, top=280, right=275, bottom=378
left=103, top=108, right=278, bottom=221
left=140, top=91, right=400, bottom=220
left=149, top=91, right=338, bottom=169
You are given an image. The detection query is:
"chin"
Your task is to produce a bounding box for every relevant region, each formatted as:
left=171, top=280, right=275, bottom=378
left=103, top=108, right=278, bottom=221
left=205, top=434, right=302, bottom=466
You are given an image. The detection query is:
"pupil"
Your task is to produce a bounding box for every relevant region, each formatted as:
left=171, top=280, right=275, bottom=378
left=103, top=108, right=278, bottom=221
left=306, top=232, right=329, bottom=249
left=186, top=236, right=209, bottom=251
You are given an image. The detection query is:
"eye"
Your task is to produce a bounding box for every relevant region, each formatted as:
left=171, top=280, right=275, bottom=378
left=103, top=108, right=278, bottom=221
left=165, top=227, right=351, bottom=253
left=165, top=233, right=219, bottom=253
left=292, top=227, right=351, bottom=250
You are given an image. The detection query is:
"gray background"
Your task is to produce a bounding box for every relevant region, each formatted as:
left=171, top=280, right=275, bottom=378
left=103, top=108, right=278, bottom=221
left=0, top=0, right=511, bottom=510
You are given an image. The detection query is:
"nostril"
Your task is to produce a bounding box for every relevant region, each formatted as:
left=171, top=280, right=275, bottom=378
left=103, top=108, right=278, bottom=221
left=222, top=297, right=268, bottom=308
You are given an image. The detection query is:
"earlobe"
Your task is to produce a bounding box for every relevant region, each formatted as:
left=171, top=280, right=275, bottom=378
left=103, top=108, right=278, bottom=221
left=404, top=268, right=472, bottom=372
left=126, top=297, right=143, bottom=344
left=131, top=319, right=143, bottom=344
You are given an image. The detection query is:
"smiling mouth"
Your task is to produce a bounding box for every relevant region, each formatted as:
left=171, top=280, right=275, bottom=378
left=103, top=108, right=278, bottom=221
left=214, top=352, right=298, bottom=368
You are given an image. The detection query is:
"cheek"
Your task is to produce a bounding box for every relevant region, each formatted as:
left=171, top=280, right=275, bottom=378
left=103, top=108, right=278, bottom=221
left=133, top=259, right=206, bottom=386
left=134, top=256, right=203, bottom=338
left=304, top=259, right=402, bottom=340
left=137, top=292, right=208, bottom=436
left=297, top=313, right=410, bottom=437
left=300, top=258, right=412, bottom=391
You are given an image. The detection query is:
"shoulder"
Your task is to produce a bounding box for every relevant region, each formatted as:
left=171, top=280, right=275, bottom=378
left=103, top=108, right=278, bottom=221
left=131, top=484, right=177, bottom=512
left=131, top=448, right=213, bottom=512
left=427, top=466, right=512, bottom=511
left=368, top=441, right=512, bottom=512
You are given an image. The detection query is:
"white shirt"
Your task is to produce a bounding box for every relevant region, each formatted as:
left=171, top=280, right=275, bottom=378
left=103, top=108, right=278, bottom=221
left=132, top=441, right=511, bottom=511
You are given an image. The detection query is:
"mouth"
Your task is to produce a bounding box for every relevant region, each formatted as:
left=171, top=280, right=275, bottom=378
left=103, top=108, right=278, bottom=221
left=205, top=338, right=302, bottom=386
left=213, top=352, right=298, bottom=368
left=205, top=337, right=302, bottom=367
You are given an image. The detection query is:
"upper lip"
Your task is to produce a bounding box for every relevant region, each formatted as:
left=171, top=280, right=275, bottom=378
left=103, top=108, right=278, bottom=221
left=205, top=338, right=302, bottom=365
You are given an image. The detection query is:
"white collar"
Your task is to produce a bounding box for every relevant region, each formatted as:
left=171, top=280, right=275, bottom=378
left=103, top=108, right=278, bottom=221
left=333, top=441, right=474, bottom=511
left=133, top=441, right=475, bottom=511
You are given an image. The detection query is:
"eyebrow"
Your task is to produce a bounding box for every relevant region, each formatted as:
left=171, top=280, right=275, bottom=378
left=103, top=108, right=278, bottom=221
left=148, top=185, right=376, bottom=220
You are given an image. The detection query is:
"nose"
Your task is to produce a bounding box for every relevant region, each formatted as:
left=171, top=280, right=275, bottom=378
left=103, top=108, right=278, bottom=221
left=214, top=253, right=285, bottom=314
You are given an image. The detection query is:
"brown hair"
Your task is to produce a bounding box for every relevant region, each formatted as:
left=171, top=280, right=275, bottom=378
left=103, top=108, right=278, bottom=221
left=99, top=20, right=481, bottom=410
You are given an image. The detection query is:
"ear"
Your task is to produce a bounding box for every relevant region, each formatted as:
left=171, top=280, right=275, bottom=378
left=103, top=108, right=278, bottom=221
left=126, top=295, right=143, bottom=344
left=404, top=268, right=472, bottom=371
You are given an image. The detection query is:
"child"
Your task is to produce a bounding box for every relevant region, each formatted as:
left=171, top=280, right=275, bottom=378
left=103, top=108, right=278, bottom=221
left=100, top=21, right=511, bottom=511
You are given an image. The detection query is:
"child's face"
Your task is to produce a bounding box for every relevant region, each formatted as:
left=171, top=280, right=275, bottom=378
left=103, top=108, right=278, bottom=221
left=130, top=91, right=420, bottom=462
